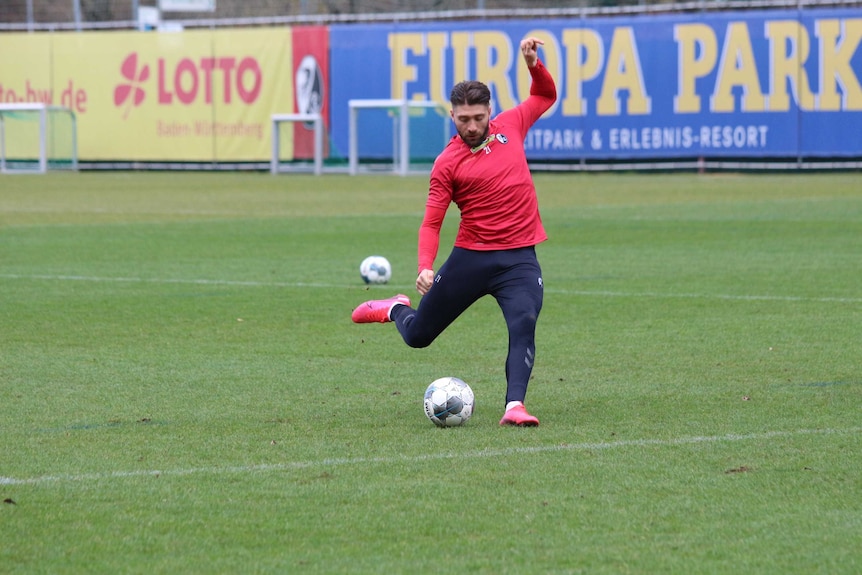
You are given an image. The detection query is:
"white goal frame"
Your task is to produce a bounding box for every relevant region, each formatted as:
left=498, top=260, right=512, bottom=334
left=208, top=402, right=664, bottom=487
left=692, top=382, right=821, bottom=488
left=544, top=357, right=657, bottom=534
left=348, top=99, right=447, bottom=176
left=0, top=103, right=78, bottom=174
left=270, top=113, right=324, bottom=175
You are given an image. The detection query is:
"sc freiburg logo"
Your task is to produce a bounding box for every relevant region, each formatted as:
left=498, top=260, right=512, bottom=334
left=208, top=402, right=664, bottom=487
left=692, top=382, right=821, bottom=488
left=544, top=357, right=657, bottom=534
left=295, top=54, right=324, bottom=127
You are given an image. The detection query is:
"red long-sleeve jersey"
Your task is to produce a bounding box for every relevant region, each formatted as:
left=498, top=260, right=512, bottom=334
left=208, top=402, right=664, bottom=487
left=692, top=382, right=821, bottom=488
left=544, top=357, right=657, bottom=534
left=418, top=60, right=557, bottom=274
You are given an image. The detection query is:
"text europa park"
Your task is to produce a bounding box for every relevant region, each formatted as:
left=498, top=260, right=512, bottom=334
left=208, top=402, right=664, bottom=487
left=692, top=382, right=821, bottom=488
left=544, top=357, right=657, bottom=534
left=388, top=18, right=862, bottom=115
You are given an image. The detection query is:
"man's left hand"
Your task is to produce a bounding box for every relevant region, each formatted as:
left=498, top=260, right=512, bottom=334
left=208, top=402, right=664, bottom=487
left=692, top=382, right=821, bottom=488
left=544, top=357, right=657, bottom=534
left=520, top=37, right=544, bottom=68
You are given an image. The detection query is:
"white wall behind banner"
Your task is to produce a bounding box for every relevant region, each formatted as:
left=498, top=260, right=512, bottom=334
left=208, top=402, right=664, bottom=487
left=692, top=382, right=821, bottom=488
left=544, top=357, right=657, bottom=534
left=158, top=0, right=216, bottom=12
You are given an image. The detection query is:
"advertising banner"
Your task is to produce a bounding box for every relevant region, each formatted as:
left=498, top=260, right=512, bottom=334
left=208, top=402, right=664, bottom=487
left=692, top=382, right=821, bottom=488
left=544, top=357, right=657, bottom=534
left=0, top=27, right=322, bottom=163
left=0, top=34, right=52, bottom=105
left=207, top=28, right=292, bottom=161
left=290, top=26, right=330, bottom=160
left=329, top=9, right=862, bottom=160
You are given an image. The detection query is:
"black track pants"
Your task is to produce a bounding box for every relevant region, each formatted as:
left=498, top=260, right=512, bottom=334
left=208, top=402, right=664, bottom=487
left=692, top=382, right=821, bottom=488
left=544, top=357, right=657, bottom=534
left=391, top=246, right=543, bottom=405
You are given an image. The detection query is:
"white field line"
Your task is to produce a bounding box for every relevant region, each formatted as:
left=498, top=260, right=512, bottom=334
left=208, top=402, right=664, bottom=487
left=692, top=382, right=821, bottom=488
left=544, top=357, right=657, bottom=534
left=0, top=273, right=339, bottom=289
left=1, top=273, right=860, bottom=304
left=549, top=289, right=862, bottom=304
left=1, top=427, right=859, bottom=486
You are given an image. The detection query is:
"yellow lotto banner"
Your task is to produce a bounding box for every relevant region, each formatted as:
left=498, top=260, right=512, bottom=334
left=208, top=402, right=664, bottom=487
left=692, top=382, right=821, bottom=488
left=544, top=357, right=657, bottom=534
left=0, top=34, right=54, bottom=157
left=0, top=29, right=294, bottom=162
left=0, top=34, right=52, bottom=102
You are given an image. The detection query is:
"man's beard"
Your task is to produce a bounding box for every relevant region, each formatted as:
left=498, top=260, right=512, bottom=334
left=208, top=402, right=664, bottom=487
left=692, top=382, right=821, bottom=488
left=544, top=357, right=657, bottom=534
left=459, top=125, right=490, bottom=148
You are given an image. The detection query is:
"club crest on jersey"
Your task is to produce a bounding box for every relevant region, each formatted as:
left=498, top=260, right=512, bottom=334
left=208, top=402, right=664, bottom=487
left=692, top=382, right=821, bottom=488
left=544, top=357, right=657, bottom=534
left=470, top=133, right=508, bottom=155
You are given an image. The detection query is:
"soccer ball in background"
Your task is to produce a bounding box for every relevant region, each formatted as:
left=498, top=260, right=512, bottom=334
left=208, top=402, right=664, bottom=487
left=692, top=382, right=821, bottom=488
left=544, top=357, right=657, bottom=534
left=359, top=255, right=392, bottom=284
left=424, top=377, right=475, bottom=427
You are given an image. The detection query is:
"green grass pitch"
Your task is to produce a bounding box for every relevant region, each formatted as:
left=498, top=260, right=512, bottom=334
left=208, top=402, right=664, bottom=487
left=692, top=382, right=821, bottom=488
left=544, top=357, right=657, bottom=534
left=1, top=171, right=860, bottom=573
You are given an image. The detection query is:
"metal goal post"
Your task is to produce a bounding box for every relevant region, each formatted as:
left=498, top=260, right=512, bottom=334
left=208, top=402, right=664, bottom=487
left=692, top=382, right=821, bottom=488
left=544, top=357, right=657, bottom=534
left=0, top=103, right=78, bottom=174
left=348, top=99, right=447, bottom=176
left=270, top=113, right=324, bottom=175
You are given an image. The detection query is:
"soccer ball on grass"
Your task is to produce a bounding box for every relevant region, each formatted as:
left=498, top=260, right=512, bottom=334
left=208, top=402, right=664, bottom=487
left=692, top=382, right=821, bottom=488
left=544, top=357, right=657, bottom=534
left=360, top=255, right=392, bottom=284
left=424, top=377, right=475, bottom=427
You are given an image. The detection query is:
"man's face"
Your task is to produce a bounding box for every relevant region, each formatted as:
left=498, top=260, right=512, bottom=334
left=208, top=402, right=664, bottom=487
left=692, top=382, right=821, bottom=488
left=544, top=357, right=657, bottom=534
left=451, top=103, right=491, bottom=148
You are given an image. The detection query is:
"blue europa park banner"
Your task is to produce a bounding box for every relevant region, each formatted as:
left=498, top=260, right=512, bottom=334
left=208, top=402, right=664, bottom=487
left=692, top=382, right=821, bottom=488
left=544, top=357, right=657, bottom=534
left=329, top=8, right=862, bottom=161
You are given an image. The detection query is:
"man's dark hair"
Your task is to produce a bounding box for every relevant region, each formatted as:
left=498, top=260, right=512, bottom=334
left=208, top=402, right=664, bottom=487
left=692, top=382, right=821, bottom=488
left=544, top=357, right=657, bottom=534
left=449, top=81, right=491, bottom=107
